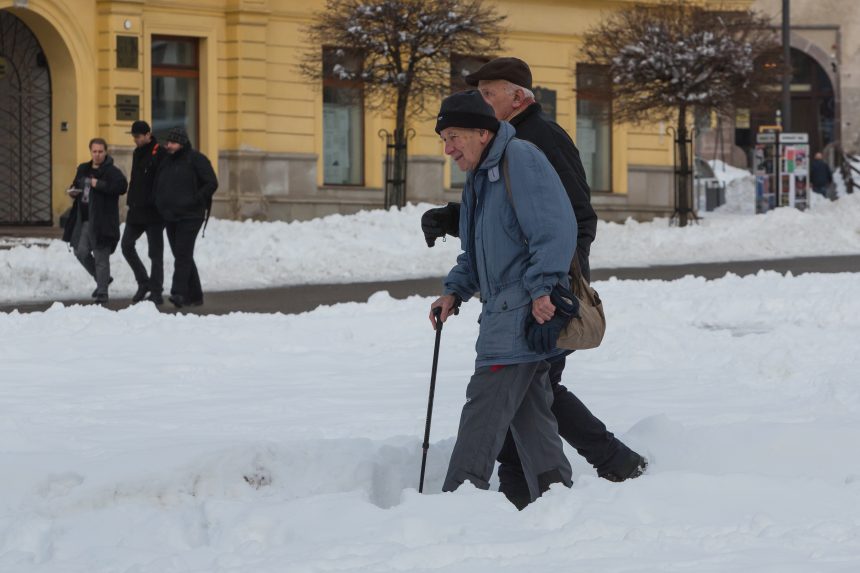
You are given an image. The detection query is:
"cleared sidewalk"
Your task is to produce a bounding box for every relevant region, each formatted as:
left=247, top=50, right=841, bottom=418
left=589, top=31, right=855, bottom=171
left=2, top=254, right=858, bottom=315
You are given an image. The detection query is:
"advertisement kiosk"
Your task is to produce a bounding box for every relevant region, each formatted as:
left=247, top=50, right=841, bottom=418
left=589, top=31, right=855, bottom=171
left=778, top=133, right=810, bottom=211
left=754, top=130, right=778, bottom=213
left=754, top=130, right=810, bottom=213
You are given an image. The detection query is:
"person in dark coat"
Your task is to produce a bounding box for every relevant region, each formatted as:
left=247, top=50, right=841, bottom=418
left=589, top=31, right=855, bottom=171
left=122, top=120, right=167, bottom=305
left=422, top=57, right=646, bottom=510
left=62, top=138, right=128, bottom=304
left=810, top=152, right=833, bottom=198
left=154, top=126, right=218, bottom=308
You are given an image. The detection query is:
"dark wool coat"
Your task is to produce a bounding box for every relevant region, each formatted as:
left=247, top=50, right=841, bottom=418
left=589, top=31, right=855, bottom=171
left=62, top=156, right=128, bottom=253
left=126, top=137, right=166, bottom=225
left=154, top=143, right=218, bottom=222
left=509, top=102, right=598, bottom=278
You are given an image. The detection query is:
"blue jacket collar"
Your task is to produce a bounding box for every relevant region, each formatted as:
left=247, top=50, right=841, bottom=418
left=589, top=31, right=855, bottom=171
left=477, top=121, right=515, bottom=173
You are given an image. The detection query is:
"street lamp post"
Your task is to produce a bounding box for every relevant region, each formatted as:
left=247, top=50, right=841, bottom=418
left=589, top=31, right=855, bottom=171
left=782, top=0, right=792, bottom=132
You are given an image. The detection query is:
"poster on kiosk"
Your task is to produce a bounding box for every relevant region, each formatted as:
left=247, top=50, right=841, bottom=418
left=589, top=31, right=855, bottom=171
left=779, top=133, right=810, bottom=211
left=754, top=131, right=778, bottom=213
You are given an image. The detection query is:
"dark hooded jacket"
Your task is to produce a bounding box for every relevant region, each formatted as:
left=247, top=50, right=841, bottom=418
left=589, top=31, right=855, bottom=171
left=126, top=136, right=166, bottom=225
left=509, top=102, right=598, bottom=277
left=810, top=158, right=833, bottom=189
left=154, top=142, right=218, bottom=222
left=62, top=155, right=128, bottom=253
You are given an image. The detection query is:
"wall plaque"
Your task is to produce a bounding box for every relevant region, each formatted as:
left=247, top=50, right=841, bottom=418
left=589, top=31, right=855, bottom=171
left=116, top=35, right=138, bottom=69
left=116, top=94, right=139, bottom=121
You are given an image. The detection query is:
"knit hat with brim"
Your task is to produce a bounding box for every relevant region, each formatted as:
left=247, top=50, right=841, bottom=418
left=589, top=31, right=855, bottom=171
left=435, top=90, right=500, bottom=134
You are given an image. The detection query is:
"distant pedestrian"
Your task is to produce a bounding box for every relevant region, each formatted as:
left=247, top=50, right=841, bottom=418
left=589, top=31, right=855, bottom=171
left=122, top=121, right=167, bottom=305
left=62, top=138, right=128, bottom=304
left=154, top=127, right=218, bottom=308
left=810, top=152, right=833, bottom=199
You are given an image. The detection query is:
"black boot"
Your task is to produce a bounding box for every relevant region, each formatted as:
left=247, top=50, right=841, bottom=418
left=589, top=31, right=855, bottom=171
left=502, top=490, right=531, bottom=511
left=501, top=469, right=570, bottom=511
left=91, top=276, right=114, bottom=298
left=146, top=292, right=164, bottom=305
left=132, top=284, right=150, bottom=303
left=168, top=294, right=185, bottom=308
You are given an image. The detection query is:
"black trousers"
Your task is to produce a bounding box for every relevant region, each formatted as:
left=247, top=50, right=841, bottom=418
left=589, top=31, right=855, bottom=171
left=165, top=218, right=204, bottom=302
left=121, top=221, right=164, bottom=294
left=497, top=356, right=632, bottom=499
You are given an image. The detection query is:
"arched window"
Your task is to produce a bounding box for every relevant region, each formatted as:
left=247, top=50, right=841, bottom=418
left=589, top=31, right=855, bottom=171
left=743, top=48, right=835, bottom=155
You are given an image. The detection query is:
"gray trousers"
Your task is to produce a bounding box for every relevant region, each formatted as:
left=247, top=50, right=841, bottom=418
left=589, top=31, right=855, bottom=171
left=443, top=360, right=573, bottom=503
left=73, top=220, right=111, bottom=296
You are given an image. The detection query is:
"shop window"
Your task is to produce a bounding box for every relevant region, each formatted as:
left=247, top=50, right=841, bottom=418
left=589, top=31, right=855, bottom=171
left=152, top=36, right=199, bottom=145
left=576, top=64, right=613, bottom=192
left=323, top=48, right=364, bottom=186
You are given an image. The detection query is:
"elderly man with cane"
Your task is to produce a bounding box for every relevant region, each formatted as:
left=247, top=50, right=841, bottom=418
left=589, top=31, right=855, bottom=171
left=428, top=90, right=578, bottom=507
left=423, top=58, right=646, bottom=509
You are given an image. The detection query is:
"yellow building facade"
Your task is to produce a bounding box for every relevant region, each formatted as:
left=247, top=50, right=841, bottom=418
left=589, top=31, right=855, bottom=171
left=0, top=0, right=749, bottom=226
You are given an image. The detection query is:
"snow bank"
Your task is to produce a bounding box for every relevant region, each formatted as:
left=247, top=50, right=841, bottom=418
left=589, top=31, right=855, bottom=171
left=592, top=192, right=860, bottom=267
left=2, top=272, right=860, bottom=571
left=3, top=194, right=860, bottom=303
left=708, top=158, right=751, bottom=184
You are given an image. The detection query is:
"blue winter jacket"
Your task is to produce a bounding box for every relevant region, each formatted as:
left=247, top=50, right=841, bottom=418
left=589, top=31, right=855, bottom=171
left=443, top=121, right=577, bottom=368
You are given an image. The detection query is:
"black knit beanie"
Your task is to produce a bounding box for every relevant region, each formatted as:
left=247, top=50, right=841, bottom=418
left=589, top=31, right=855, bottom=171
left=166, top=126, right=190, bottom=147
left=435, top=90, right=500, bottom=134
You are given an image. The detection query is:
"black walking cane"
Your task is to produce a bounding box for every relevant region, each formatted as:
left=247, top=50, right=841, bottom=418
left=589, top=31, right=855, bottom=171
left=419, top=304, right=456, bottom=493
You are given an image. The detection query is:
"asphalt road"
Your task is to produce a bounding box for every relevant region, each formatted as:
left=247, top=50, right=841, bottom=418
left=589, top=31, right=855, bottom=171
left=2, top=254, right=858, bottom=315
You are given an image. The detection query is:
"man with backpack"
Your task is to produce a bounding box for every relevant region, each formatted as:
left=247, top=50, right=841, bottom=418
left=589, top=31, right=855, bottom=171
left=122, top=121, right=166, bottom=305
left=423, top=58, right=646, bottom=510
left=154, top=126, right=218, bottom=309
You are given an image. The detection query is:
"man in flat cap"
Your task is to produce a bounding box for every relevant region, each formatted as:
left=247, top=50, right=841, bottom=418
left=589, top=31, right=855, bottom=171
left=430, top=90, right=578, bottom=507
left=154, top=126, right=218, bottom=308
left=424, top=57, right=647, bottom=509
left=122, top=120, right=166, bottom=305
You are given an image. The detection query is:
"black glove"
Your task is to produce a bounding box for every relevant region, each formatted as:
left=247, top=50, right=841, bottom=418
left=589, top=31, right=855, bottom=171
left=525, top=284, right=580, bottom=354
left=421, top=202, right=461, bottom=247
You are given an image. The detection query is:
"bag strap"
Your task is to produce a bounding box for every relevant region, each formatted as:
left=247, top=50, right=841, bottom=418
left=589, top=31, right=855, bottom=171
left=569, top=251, right=585, bottom=281
left=501, top=153, right=513, bottom=204
left=501, top=153, right=529, bottom=246
left=503, top=149, right=585, bottom=282
left=188, top=151, right=213, bottom=238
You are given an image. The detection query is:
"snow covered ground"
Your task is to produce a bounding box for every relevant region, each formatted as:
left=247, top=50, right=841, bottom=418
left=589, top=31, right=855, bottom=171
left=2, top=271, right=860, bottom=572
left=2, top=177, right=860, bottom=303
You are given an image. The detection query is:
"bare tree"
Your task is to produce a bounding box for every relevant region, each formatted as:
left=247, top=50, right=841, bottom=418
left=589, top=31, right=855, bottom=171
left=301, top=0, right=506, bottom=207
left=582, top=1, right=782, bottom=225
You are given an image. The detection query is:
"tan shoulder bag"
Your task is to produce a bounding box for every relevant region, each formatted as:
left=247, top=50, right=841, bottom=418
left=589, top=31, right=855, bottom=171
left=501, top=154, right=606, bottom=351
